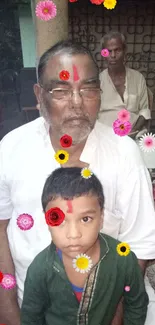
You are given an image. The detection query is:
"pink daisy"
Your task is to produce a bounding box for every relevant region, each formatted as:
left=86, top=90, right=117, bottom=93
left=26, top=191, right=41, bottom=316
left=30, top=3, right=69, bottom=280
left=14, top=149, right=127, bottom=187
left=124, top=285, right=130, bottom=292
left=139, top=133, right=155, bottom=153
left=101, top=48, right=109, bottom=57
left=113, top=119, right=132, bottom=136
left=0, top=274, right=16, bottom=290
left=35, top=0, right=57, bottom=21
left=17, top=214, right=34, bottom=231
left=117, top=109, right=130, bottom=122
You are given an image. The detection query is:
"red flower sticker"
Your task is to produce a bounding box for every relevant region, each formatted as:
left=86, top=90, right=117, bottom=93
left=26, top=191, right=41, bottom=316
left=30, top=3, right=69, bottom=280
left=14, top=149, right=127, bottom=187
left=90, top=0, right=104, bottom=4
left=59, top=70, right=70, bottom=81
left=0, top=271, right=4, bottom=283
left=45, top=207, right=65, bottom=226
left=60, top=134, right=72, bottom=148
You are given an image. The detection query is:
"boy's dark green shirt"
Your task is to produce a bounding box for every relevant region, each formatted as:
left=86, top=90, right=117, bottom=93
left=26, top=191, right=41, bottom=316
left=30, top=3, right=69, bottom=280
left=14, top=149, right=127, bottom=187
left=21, top=234, right=148, bottom=325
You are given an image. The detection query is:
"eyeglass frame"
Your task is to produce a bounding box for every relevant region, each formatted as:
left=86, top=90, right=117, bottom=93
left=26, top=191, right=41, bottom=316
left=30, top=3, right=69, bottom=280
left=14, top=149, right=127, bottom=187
left=39, top=84, right=103, bottom=101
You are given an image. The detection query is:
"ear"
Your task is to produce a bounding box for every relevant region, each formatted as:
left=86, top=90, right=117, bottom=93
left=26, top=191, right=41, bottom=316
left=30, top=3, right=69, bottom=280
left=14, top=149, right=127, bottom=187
left=34, top=83, right=42, bottom=108
left=100, top=210, right=104, bottom=231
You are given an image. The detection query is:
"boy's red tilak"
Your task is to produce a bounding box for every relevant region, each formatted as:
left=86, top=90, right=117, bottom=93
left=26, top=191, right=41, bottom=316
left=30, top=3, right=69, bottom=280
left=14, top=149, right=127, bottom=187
left=73, top=64, right=79, bottom=81
left=67, top=200, right=73, bottom=213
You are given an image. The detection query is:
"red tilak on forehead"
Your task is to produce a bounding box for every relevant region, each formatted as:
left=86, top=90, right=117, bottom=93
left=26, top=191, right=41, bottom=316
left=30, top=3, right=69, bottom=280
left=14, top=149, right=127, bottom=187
left=67, top=200, right=73, bottom=213
left=73, top=64, right=79, bottom=81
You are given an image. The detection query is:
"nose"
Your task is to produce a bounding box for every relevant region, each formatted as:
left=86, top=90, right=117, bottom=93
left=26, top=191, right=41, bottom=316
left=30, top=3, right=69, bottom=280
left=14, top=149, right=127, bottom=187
left=111, top=50, right=116, bottom=58
left=66, top=222, right=82, bottom=239
left=71, top=90, right=83, bottom=109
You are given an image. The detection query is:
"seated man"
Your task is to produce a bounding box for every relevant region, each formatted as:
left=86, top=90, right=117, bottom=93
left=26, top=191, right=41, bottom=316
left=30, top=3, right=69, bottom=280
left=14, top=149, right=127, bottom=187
left=98, top=30, right=151, bottom=139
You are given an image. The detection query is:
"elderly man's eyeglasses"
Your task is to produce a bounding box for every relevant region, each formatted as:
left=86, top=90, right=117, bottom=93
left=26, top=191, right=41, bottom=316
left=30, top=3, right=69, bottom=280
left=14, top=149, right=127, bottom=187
left=41, top=87, right=103, bottom=100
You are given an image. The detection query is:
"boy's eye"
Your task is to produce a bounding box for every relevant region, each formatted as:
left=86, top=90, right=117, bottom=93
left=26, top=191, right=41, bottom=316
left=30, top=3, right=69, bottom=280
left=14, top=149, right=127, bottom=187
left=82, top=216, right=91, bottom=223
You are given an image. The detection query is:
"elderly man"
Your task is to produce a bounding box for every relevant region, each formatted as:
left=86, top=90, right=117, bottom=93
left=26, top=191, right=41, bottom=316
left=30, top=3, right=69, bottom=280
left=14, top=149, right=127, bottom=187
left=99, top=31, right=151, bottom=139
left=0, top=40, right=155, bottom=325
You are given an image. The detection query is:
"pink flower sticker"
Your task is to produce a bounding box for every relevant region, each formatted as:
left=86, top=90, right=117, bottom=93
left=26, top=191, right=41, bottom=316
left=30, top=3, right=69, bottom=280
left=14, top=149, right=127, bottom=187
left=139, top=133, right=155, bottom=153
left=35, top=0, right=57, bottom=21
left=124, top=285, right=130, bottom=292
left=0, top=274, right=16, bottom=290
left=17, top=214, right=34, bottom=231
left=101, top=48, right=109, bottom=57
left=117, top=109, right=130, bottom=122
left=113, top=119, right=132, bottom=137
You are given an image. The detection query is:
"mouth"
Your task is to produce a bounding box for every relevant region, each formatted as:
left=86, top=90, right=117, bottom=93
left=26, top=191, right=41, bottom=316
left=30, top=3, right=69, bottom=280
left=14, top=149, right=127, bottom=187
left=66, top=117, right=88, bottom=122
left=67, top=245, right=82, bottom=252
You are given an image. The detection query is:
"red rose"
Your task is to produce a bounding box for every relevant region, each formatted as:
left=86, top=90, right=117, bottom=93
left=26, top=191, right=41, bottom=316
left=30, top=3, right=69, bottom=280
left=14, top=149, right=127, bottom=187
left=90, top=0, right=104, bottom=4
left=59, top=70, right=70, bottom=81
left=45, top=207, right=65, bottom=226
left=0, top=271, right=4, bottom=283
left=60, top=134, right=72, bottom=148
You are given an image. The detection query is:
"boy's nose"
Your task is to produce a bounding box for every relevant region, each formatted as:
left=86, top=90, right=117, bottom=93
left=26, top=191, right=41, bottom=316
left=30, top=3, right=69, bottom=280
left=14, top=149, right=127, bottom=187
left=66, top=223, right=82, bottom=239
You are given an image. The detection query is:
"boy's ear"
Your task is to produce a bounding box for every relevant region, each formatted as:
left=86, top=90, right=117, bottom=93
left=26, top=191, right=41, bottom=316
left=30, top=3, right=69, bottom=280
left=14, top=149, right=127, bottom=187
left=100, top=211, right=104, bottom=231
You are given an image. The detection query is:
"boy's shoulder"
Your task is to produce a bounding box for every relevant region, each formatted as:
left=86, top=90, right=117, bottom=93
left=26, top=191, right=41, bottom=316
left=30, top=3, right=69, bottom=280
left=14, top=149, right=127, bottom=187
left=100, top=233, right=137, bottom=264
left=28, top=243, right=55, bottom=275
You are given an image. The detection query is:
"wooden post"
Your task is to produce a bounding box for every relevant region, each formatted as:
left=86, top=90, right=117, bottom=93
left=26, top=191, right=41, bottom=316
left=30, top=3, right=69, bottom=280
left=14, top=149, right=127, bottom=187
left=31, top=0, right=68, bottom=58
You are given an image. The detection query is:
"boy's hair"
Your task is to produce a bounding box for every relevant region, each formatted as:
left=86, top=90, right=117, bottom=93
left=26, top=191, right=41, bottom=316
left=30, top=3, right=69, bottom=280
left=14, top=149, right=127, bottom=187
left=41, top=167, right=104, bottom=212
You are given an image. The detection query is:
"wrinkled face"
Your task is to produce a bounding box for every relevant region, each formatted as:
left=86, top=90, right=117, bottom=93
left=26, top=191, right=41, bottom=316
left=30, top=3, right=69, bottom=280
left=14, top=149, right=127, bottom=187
left=34, top=53, right=101, bottom=145
left=46, top=195, right=103, bottom=259
left=104, top=38, right=125, bottom=68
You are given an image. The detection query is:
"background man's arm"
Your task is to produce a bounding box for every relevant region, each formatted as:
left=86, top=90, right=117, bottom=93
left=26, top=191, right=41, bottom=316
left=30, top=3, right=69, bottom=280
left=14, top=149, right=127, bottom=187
left=0, top=219, right=20, bottom=325
left=130, top=76, right=151, bottom=136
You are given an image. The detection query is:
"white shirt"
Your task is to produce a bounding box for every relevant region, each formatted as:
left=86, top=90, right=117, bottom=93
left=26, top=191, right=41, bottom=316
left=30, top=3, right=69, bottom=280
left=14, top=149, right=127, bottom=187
left=99, top=67, right=151, bottom=127
left=0, top=117, right=155, bottom=306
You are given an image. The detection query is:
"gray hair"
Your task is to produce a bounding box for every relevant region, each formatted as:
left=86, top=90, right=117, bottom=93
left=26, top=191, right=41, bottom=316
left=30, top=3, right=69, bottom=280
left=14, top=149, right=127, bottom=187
left=100, top=31, right=126, bottom=49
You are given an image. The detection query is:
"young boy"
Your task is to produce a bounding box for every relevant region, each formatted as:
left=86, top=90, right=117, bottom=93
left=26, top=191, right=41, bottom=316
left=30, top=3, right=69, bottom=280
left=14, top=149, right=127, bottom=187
left=21, top=167, right=148, bottom=325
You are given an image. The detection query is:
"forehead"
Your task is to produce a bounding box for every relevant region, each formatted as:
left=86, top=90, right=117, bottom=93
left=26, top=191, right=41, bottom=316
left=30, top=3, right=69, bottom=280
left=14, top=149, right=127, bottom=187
left=46, top=195, right=100, bottom=213
left=106, top=38, right=124, bottom=50
left=43, top=53, right=98, bottom=83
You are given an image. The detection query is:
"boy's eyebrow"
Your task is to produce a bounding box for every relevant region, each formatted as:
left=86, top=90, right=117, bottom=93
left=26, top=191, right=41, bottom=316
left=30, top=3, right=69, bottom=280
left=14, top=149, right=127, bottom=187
left=80, top=209, right=97, bottom=214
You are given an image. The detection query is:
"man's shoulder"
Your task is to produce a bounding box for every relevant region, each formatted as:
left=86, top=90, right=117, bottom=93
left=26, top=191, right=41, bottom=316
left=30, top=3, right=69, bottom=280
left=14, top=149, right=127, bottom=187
left=94, top=121, right=144, bottom=165
left=94, top=121, right=136, bottom=149
left=126, top=67, right=144, bottom=80
left=0, top=117, right=45, bottom=153
left=99, top=68, right=108, bottom=79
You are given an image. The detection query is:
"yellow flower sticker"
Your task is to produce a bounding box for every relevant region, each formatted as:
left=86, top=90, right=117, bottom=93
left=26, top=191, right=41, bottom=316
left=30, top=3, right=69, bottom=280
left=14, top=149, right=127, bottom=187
left=103, top=0, right=117, bottom=10
left=81, top=167, right=93, bottom=179
left=73, top=253, right=93, bottom=273
left=116, top=242, right=130, bottom=256
left=54, top=150, right=69, bottom=165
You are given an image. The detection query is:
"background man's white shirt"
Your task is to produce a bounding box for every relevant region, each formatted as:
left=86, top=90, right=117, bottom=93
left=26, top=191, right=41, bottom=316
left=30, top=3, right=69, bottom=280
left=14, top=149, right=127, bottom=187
left=99, top=67, right=151, bottom=127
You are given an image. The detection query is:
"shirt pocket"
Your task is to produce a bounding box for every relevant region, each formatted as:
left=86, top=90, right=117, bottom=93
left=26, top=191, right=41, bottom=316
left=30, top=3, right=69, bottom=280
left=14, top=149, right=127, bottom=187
left=128, top=94, right=139, bottom=113
left=101, top=209, right=121, bottom=240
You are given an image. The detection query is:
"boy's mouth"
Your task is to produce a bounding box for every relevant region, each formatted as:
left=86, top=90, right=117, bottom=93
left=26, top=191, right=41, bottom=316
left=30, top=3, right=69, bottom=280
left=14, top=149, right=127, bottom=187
left=67, top=245, right=82, bottom=252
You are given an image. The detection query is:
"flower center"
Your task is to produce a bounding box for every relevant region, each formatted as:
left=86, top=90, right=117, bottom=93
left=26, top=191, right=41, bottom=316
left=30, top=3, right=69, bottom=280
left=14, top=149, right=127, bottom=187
left=51, top=213, right=58, bottom=220
left=76, top=257, right=89, bottom=269
left=59, top=153, right=65, bottom=160
left=120, top=124, right=125, bottom=130
left=120, top=246, right=126, bottom=252
left=43, top=8, right=49, bottom=14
